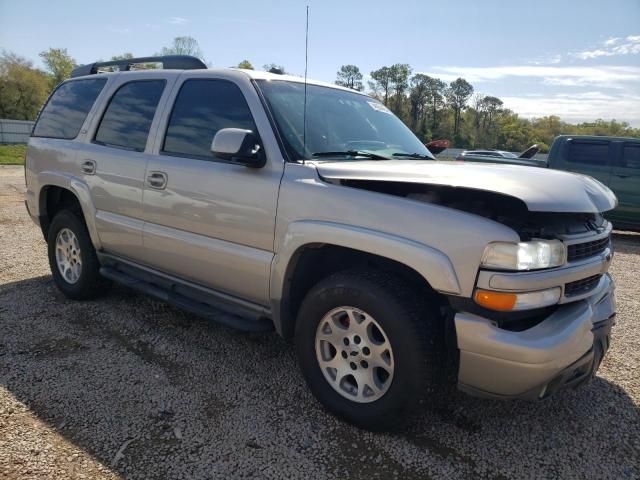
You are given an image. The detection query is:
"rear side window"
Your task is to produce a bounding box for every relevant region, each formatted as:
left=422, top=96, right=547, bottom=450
left=622, top=144, right=640, bottom=169
left=162, top=79, right=257, bottom=159
left=33, top=78, right=107, bottom=139
left=567, top=141, right=610, bottom=165
left=95, top=80, right=165, bottom=151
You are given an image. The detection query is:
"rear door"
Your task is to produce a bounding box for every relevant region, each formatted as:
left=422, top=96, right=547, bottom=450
left=608, top=141, right=640, bottom=229
left=140, top=73, right=284, bottom=306
left=80, top=73, right=175, bottom=259
left=553, top=138, right=614, bottom=187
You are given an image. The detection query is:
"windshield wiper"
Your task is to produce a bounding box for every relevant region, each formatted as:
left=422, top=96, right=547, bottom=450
left=312, top=150, right=390, bottom=160
left=391, top=152, right=434, bottom=159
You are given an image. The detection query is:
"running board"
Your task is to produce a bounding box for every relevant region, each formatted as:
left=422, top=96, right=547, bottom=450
left=99, top=265, right=273, bottom=333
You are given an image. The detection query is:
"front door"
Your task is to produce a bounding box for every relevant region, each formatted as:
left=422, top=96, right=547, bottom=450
left=140, top=76, right=284, bottom=306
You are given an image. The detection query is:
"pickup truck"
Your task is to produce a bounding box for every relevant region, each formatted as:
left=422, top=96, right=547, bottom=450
left=25, top=55, right=617, bottom=430
left=457, top=136, right=640, bottom=231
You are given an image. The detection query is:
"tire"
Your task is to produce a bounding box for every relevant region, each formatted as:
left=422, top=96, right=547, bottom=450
left=295, top=269, right=444, bottom=430
left=47, top=209, right=111, bottom=300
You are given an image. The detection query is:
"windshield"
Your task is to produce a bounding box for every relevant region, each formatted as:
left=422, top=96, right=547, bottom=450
left=256, top=80, right=435, bottom=161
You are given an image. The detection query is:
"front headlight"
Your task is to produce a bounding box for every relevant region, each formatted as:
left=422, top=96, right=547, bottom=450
left=481, top=240, right=566, bottom=271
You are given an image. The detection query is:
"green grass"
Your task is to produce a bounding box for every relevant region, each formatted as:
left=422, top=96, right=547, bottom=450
left=0, top=144, right=26, bottom=165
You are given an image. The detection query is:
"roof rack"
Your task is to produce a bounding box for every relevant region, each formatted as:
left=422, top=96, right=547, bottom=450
left=70, top=55, right=207, bottom=78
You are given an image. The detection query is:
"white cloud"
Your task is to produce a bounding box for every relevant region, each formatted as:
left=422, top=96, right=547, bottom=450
left=501, top=92, right=640, bottom=126
left=573, top=34, right=640, bottom=59
left=528, top=54, right=562, bottom=65
left=168, top=16, right=188, bottom=25
left=603, top=37, right=621, bottom=47
left=418, top=65, right=640, bottom=89
left=414, top=36, right=640, bottom=126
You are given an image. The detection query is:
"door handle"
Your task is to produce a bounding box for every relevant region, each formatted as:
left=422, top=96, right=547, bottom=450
left=81, top=159, right=96, bottom=175
left=147, top=171, right=168, bottom=189
left=614, top=174, right=629, bottom=179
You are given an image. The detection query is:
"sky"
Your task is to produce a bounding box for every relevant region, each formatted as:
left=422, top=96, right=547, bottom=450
left=1, top=0, right=639, bottom=126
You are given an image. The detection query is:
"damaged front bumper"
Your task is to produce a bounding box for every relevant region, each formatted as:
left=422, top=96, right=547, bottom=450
left=455, top=273, right=615, bottom=400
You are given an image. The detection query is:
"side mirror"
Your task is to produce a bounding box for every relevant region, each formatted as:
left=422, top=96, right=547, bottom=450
left=211, top=128, right=264, bottom=167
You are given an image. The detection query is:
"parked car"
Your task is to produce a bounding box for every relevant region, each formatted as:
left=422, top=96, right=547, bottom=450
left=25, top=56, right=617, bottom=430
left=425, top=139, right=449, bottom=155
left=459, top=149, right=519, bottom=159
left=457, top=136, right=640, bottom=231
left=456, top=146, right=547, bottom=167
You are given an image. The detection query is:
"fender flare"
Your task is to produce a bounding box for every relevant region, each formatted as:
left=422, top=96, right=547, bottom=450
left=269, top=220, right=461, bottom=333
left=37, top=171, right=102, bottom=249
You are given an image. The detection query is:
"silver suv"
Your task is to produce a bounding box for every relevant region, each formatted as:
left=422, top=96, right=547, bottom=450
left=25, top=56, right=617, bottom=430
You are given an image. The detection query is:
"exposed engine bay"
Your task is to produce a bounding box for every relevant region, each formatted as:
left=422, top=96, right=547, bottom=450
left=338, top=179, right=607, bottom=240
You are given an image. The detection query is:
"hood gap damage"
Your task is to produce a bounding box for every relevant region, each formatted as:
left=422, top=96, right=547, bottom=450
left=335, top=179, right=606, bottom=240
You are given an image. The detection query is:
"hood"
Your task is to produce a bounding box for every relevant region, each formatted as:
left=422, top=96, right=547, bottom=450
left=314, top=160, right=617, bottom=213
left=519, top=144, right=540, bottom=159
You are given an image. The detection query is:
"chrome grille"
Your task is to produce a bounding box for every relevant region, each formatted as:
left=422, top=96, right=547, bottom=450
left=567, top=236, right=610, bottom=262
left=565, top=274, right=602, bottom=297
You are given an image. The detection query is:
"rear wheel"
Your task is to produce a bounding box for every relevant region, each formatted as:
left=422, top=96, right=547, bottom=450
left=47, top=210, right=110, bottom=300
left=295, top=269, right=444, bottom=430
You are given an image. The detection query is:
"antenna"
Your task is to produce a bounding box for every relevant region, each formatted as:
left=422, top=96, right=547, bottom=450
left=303, top=5, right=309, bottom=160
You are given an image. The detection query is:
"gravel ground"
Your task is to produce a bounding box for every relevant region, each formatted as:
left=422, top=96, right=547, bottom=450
left=1, top=164, right=639, bottom=479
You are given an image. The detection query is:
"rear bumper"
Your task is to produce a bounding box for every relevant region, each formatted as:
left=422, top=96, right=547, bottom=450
left=455, top=273, right=615, bottom=400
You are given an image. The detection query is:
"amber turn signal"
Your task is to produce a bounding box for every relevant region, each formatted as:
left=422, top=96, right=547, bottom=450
left=474, top=290, right=518, bottom=311
left=474, top=287, right=562, bottom=311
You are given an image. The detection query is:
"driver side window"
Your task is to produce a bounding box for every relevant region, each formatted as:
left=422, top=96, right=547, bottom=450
left=162, top=79, right=257, bottom=160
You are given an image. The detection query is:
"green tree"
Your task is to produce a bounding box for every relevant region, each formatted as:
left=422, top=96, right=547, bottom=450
left=482, top=96, right=503, bottom=129
left=263, top=63, right=286, bottom=73
left=237, top=60, right=254, bottom=69
left=446, top=77, right=474, bottom=136
left=39, top=48, right=75, bottom=87
left=470, top=94, right=504, bottom=146
left=389, top=64, right=411, bottom=115
left=496, top=111, right=533, bottom=151
left=471, top=93, right=485, bottom=132
left=369, top=66, right=392, bottom=105
left=158, top=37, right=203, bottom=58
left=111, top=53, right=134, bottom=60
left=0, top=51, right=50, bottom=120
left=533, top=115, right=563, bottom=141
left=409, top=74, right=430, bottom=132
left=408, top=73, right=447, bottom=139
left=424, top=76, right=447, bottom=132
left=335, top=64, right=363, bottom=91
left=97, top=53, right=160, bottom=72
left=353, top=62, right=640, bottom=150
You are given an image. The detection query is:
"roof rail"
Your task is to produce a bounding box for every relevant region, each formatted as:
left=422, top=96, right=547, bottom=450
left=70, top=55, right=207, bottom=78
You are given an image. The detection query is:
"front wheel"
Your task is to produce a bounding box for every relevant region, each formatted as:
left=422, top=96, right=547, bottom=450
left=295, top=270, right=443, bottom=430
